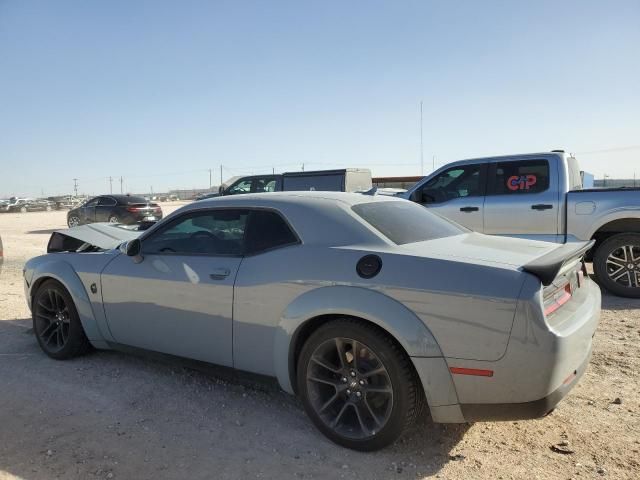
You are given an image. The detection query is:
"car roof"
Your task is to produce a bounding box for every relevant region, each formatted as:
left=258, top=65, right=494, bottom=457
left=190, top=191, right=401, bottom=208
left=148, top=191, right=402, bottom=247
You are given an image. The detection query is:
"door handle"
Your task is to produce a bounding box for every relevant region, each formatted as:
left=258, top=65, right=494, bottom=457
left=209, top=268, right=231, bottom=280
left=531, top=204, right=553, bottom=210
left=459, top=206, right=479, bottom=212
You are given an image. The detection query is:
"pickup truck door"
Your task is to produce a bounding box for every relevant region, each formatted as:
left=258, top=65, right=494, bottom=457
left=411, top=163, right=487, bottom=232
left=483, top=158, right=560, bottom=242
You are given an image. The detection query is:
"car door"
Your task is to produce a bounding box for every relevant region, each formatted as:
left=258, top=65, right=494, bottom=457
left=80, top=197, right=99, bottom=223
left=483, top=158, right=560, bottom=242
left=412, top=163, right=487, bottom=232
left=100, top=208, right=250, bottom=367
left=95, top=196, right=117, bottom=222
left=232, top=209, right=301, bottom=376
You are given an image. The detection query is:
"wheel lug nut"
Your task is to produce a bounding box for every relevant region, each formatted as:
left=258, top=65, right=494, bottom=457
left=346, top=389, right=351, bottom=395
left=341, top=377, right=347, bottom=383
left=350, top=371, right=356, bottom=377
left=359, top=380, right=365, bottom=386
left=356, top=392, right=362, bottom=398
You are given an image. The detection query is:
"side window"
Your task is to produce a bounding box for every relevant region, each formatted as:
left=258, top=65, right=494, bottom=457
left=98, top=197, right=116, bottom=206
left=244, top=210, right=298, bottom=254
left=143, top=210, right=249, bottom=255
left=489, top=160, right=550, bottom=195
left=420, top=164, right=483, bottom=204
left=226, top=180, right=252, bottom=195
left=254, top=178, right=277, bottom=193
left=84, top=198, right=99, bottom=207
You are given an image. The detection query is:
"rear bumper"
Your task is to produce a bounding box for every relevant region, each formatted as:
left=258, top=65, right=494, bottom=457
left=459, top=345, right=592, bottom=421
left=420, top=276, right=601, bottom=424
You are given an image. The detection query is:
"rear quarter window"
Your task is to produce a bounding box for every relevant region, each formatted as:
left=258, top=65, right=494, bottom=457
left=351, top=201, right=466, bottom=245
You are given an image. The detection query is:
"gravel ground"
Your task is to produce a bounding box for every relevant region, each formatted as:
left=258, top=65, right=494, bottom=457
left=0, top=206, right=638, bottom=480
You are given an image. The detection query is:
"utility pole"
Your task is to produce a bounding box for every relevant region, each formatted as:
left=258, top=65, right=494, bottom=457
left=208, top=169, right=212, bottom=189
left=109, top=176, right=113, bottom=194
left=220, top=165, right=223, bottom=186
left=120, top=176, right=124, bottom=194
left=302, top=163, right=305, bottom=172
left=420, top=100, right=424, bottom=175
left=272, top=167, right=275, bottom=174
left=73, top=178, right=78, bottom=197
left=432, top=155, right=435, bottom=173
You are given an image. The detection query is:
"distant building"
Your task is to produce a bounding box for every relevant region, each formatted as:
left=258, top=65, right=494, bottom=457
left=372, top=176, right=423, bottom=189
left=594, top=178, right=639, bottom=188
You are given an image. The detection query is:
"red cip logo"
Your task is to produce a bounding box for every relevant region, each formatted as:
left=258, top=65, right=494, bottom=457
left=507, top=174, right=537, bottom=191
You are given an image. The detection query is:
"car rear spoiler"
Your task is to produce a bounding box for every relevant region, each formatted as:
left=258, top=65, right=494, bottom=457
left=522, top=240, right=594, bottom=286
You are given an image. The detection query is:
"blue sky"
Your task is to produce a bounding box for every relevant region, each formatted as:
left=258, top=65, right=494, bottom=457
left=1, top=0, right=639, bottom=197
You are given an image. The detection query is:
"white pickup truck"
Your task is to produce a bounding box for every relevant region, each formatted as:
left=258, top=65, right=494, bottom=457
left=400, top=150, right=640, bottom=297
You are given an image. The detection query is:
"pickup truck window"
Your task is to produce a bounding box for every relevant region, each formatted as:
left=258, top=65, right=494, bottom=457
left=420, top=164, right=483, bottom=204
left=226, top=180, right=253, bottom=195
left=254, top=178, right=277, bottom=193
left=488, top=160, right=550, bottom=195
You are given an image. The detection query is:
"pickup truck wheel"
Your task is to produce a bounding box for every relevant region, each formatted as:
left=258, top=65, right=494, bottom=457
left=593, top=233, right=640, bottom=298
left=297, top=319, right=423, bottom=451
left=32, top=280, right=92, bottom=359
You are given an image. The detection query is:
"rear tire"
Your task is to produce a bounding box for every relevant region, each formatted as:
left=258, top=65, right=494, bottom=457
left=593, top=233, right=640, bottom=298
left=108, top=215, right=119, bottom=223
left=32, top=280, right=92, bottom=360
left=20, top=206, right=27, bottom=213
left=296, top=318, right=423, bottom=451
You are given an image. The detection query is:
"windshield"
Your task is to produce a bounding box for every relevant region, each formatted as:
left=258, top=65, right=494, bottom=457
left=352, top=201, right=467, bottom=245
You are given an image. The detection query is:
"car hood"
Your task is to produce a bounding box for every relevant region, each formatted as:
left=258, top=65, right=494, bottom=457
left=397, top=232, right=560, bottom=269
left=48, top=223, right=143, bottom=252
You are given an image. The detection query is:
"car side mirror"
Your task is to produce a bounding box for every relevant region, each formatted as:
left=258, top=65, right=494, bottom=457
left=409, top=190, right=422, bottom=203
left=126, top=238, right=141, bottom=257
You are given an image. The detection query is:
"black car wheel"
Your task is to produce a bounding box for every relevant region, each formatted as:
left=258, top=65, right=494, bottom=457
left=68, top=215, right=80, bottom=227
left=297, top=318, right=423, bottom=451
left=32, top=280, right=91, bottom=360
left=593, top=233, right=640, bottom=298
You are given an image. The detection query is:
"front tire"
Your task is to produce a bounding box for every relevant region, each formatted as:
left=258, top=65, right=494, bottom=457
left=32, top=280, right=91, bottom=360
left=68, top=215, right=80, bottom=227
left=297, top=318, right=423, bottom=451
left=593, top=233, right=640, bottom=298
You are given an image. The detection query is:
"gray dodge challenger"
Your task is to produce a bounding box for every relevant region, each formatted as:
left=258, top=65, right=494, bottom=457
left=23, top=192, right=601, bottom=450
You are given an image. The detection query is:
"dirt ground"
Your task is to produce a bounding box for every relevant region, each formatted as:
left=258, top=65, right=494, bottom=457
left=0, top=205, right=638, bottom=480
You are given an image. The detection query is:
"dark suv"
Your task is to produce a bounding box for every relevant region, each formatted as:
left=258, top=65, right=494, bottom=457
left=67, top=195, right=163, bottom=227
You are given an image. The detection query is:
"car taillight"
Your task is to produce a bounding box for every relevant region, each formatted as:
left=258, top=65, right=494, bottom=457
left=126, top=207, right=141, bottom=212
left=543, top=283, right=572, bottom=316
left=154, top=207, right=161, bottom=213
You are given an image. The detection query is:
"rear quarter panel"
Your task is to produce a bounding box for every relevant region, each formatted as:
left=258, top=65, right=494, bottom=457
left=566, top=189, right=640, bottom=240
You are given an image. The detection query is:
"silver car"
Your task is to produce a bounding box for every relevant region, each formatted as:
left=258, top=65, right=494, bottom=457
left=23, top=192, right=600, bottom=450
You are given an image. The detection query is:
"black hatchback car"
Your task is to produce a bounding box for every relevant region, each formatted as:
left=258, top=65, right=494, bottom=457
left=67, top=195, right=163, bottom=227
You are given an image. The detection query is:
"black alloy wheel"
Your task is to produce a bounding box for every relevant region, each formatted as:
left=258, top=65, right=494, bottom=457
left=297, top=319, right=423, bottom=451
left=33, top=280, right=91, bottom=359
